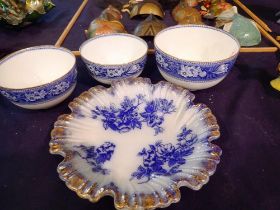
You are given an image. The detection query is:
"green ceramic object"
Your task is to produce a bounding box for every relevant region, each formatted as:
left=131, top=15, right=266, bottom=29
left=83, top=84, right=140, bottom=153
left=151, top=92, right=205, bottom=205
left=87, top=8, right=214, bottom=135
left=229, top=14, right=261, bottom=47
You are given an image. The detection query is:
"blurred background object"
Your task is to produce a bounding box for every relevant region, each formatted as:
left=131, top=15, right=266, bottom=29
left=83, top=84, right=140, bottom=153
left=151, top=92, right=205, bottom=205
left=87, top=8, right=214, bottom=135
left=122, top=0, right=165, bottom=19
left=134, top=14, right=166, bottom=37
left=223, top=14, right=261, bottom=46
left=0, top=0, right=55, bottom=27
left=270, top=63, right=280, bottom=91
left=172, top=0, right=203, bottom=25
left=85, top=5, right=126, bottom=39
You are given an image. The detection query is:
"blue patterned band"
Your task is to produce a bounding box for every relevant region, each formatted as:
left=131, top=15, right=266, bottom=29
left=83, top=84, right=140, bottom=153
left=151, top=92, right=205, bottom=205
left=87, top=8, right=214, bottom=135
left=0, top=67, right=77, bottom=104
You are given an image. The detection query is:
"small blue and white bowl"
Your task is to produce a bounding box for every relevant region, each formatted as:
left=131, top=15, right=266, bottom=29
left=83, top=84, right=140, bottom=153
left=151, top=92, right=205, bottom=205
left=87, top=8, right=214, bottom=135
left=154, top=25, right=240, bottom=90
left=0, top=46, right=77, bottom=109
left=80, top=33, right=148, bottom=85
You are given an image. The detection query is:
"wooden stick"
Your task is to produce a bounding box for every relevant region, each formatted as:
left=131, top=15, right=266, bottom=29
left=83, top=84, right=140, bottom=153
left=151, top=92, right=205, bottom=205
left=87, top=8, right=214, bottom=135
left=255, top=23, right=280, bottom=49
left=233, top=0, right=272, bottom=33
left=148, top=49, right=155, bottom=54
left=55, top=0, right=88, bottom=47
left=277, top=36, right=280, bottom=41
left=240, top=47, right=278, bottom=53
left=72, top=51, right=81, bottom=56
left=72, top=47, right=278, bottom=57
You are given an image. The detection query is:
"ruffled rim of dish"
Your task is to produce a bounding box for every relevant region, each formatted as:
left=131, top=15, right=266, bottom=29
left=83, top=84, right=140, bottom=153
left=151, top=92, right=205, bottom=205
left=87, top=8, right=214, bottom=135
left=49, top=77, right=221, bottom=210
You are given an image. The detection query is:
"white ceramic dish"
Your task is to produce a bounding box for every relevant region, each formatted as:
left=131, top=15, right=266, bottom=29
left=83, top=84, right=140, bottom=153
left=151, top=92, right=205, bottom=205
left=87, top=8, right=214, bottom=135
left=154, top=25, right=240, bottom=90
left=80, top=33, right=148, bottom=84
left=50, top=77, right=221, bottom=210
left=0, top=46, right=77, bottom=109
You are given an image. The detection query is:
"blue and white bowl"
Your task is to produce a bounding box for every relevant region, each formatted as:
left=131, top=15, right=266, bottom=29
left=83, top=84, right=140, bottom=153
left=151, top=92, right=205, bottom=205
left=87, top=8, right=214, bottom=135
left=80, top=33, right=148, bottom=85
left=0, top=46, right=77, bottom=109
left=50, top=77, right=221, bottom=210
left=154, top=25, right=240, bottom=90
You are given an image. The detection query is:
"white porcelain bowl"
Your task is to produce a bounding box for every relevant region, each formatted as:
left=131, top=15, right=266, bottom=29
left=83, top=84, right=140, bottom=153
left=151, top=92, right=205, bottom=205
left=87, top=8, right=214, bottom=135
left=0, top=46, right=77, bottom=109
left=80, top=33, right=148, bottom=84
left=154, top=25, right=240, bottom=90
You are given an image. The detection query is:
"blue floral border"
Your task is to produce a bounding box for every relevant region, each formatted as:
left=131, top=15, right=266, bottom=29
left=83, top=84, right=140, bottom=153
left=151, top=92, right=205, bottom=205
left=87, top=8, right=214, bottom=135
left=84, top=56, right=146, bottom=80
left=156, top=51, right=237, bottom=82
left=0, top=67, right=77, bottom=104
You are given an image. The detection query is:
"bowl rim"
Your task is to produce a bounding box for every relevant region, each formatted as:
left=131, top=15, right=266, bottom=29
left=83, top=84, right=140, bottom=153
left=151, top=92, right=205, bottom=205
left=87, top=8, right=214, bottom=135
left=154, top=24, right=240, bottom=65
left=0, top=45, right=76, bottom=91
left=79, top=33, right=148, bottom=67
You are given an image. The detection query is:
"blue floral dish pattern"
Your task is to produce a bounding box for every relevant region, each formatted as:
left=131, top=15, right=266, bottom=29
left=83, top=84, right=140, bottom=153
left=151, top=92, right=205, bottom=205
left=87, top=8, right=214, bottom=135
left=0, top=67, right=77, bottom=104
left=84, top=56, right=146, bottom=80
left=131, top=127, right=198, bottom=183
left=74, top=142, right=116, bottom=175
left=155, top=51, right=237, bottom=82
left=91, top=94, right=176, bottom=135
left=50, top=78, right=222, bottom=210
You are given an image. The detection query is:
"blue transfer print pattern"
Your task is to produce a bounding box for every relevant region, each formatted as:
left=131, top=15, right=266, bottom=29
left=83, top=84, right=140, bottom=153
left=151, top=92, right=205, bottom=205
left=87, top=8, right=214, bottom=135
left=0, top=68, right=77, bottom=104
left=74, top=142, right=116, bottom=175
left=91, top=94, right=176, bottom=135
left=85, top=56, right=146, bottom=80
left=131, top=127, right=198, bottom=183
left=155, top=50, right=237, bottom=81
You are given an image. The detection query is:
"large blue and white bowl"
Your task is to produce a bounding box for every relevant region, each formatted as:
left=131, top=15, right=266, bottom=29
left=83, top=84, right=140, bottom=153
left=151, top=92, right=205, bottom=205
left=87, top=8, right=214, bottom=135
left=0, top=46, right=77, bottom=109
left=50, top=77, right=221, bottom=210
left=154, top=25, right=240, bottom=90
left=80, top=33, right=148, bottom=85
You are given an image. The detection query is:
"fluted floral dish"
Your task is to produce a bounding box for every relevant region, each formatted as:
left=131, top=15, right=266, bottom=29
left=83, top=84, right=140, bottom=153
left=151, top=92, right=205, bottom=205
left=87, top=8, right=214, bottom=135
left=50, top=78, right=221, bottom=210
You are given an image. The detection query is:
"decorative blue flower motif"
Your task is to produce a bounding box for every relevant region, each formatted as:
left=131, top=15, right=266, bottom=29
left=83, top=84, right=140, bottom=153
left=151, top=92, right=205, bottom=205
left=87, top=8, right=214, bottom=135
left=213, top=64, right=228, bottom=74
left=74, top=142, right=116, bottom=175
left=0, top=68, right=77, bottom=104
left=92, top=95, right=144, bottom=133
left=106, top=68, right=125, bottom=77
left=0, top=90, right=17, bottom=101
left=179, top=65, right=207, bottom=78
left=131, top=127, right=198, bottom=183
left=51, top=81, right=70, bottom=95
left=24, top=90, right=47, bottom=102
left=86, top=64, right=96, bottom=72
left=91, top=95, right=176, bottom=135
left=156, top=53, right=168, bottom=68
left=128, top=64, right=141, bottom=73
left=141, top=99, right=176, bottom=135
left=155, top=50, right=236, bottom=81
left=84, top=56, right=146, bottom=80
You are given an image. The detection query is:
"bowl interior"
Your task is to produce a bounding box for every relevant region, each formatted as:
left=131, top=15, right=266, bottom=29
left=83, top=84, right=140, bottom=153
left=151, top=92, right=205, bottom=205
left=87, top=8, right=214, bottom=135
left=80, top=34, right=148, bottom=65
left=155, top=26, right=240, bottom=62
left=0, top=47, right=75, bottom=89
